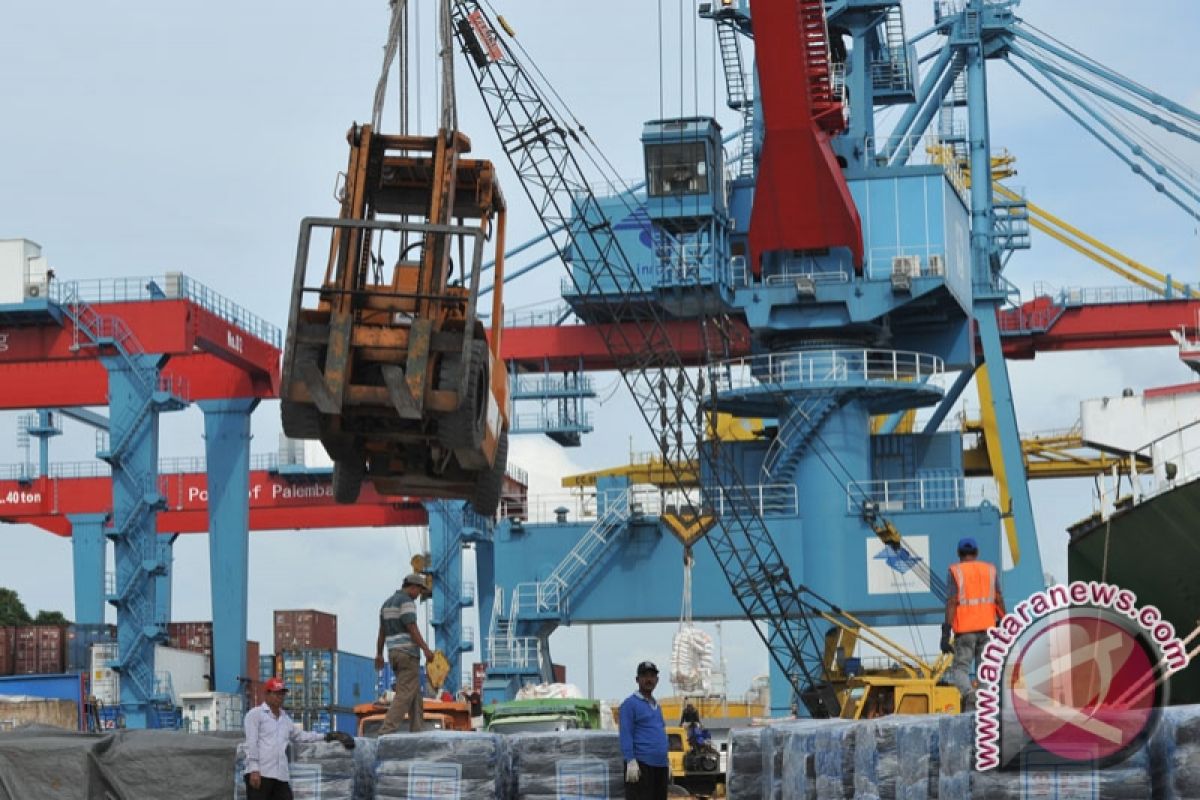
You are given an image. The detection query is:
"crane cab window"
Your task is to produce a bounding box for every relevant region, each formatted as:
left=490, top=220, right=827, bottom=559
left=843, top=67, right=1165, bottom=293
left=646, top=142, right=709, bottom=197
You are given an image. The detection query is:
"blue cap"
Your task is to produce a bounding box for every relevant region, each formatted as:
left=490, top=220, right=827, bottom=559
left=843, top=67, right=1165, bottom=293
left=957, top=537, right=978, bottom=554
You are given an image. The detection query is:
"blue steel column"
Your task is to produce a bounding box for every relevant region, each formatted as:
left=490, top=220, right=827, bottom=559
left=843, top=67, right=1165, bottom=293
left=965, top=0, right=1042, bottom=599
left=155, top=535, right=177, bottom=628
left=70, top=512, right=109, bottom=625
left=102, top=353, right=169, bottom=729
left=199, top=398, right=258, bottom=694
left=428, top=502, right=465, bottom=696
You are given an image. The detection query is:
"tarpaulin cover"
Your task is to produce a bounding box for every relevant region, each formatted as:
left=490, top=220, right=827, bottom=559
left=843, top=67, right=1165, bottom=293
left=0, top=724, right=239, bottom=800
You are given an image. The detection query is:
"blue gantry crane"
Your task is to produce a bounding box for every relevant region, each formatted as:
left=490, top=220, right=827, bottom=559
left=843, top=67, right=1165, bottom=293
left=410, top=0, right=1200, bottom=715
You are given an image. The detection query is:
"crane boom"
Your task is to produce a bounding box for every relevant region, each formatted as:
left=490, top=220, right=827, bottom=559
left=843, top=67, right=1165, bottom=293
left=449, top=0, right=841, bottom=715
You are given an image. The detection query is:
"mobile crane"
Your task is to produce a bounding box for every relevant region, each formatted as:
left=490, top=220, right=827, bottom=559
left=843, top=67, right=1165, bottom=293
left=280, top=1, right=510, bottom=515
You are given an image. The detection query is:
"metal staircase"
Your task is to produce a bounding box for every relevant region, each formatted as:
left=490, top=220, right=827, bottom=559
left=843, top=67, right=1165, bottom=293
left=57, top=281, right=185, bottom=723
left=871, top=6, right=914, bottom=99
left=485, top=492, right=633, bottom=690
left=797, top=0, right=841, bottom=130
left=761, top=394, right=845, bottom=484
left=715, top=19, right=756, bottom=177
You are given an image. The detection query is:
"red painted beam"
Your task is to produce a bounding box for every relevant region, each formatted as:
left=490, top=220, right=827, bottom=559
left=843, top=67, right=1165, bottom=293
left=501, top=319, right=753, bottom=372
left=0, top=300, right=280, bottom=407
left=0, top=353, right=277, bottom=408
left=0, top=472, right=429, bottom=536
left=998, top=299, right=1200, bottom=359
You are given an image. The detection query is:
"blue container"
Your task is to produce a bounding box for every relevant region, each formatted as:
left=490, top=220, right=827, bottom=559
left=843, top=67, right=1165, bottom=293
left=335, top=651, right=376, bottom=708
left=65, top=624, right=116, bottom=673
left=259, top=654, right=276, bottom=682
left=280, top=649, right=379, bottom=709
left=376, top=662, right=395, bottom=700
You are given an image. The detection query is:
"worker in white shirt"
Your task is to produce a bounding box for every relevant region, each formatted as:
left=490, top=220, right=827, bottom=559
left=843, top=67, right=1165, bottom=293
left=243, top=676, right=355, bottom=799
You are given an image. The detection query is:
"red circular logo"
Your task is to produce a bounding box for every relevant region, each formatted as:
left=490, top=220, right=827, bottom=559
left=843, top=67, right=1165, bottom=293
left=1009, top=610, right=1157, bottom=763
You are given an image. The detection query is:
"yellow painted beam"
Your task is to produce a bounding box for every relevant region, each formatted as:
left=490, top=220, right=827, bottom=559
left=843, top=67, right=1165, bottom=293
left=975, top=364, right=1022, bottom=563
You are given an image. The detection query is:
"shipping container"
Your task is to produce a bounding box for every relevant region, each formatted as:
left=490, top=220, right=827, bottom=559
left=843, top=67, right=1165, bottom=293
left=291, top=706, right=356, bottom=735
left=472, top=662, right=486, bottom=694
left=378, top=661, right=396, bottom=700
left=88, top=643, right=211, bottom=707
left=0, top=627, right=13, bottom=677
left=279, top=649, right=377, bottom=710
left=12, top=625, right=65, bottom=675
left=273, top=609, right=337, bottom=654
left=180, top=691, right=244, bottom=733
left=245, top=640, right=260, bottom=683
left=552, top=663, right=567, bottom=685
left=258, top=654, right=276, bottom=683
left=166, top=621, right=213, bottom=655
left=65, top=624, right=116, bottom=673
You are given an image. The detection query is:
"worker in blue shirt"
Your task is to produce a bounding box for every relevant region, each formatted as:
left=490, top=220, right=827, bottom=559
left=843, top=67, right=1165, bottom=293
left=618, top=660, right=669, bottom=800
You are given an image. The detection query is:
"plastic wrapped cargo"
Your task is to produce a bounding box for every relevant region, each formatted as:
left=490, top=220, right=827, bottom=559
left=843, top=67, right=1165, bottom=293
left=766, top=719, right=855, bottom=800
left=1150, top=705, right=1200, bottom=800
left=374, top=731, right=508, bottom=799
left=508, top=731, right=624, bottom=799
left=235, top=738, right=374, bottom=800
left=848, top=715, right=939, bottom=800
left=938, top=712, right=973, bottom=800
left=969, top=742, right=1152, bottom=799
left=727, top=725, right=773, bottom=799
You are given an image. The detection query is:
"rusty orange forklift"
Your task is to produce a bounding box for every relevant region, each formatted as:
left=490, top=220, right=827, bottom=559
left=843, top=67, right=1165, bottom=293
left=280, top=123, right=510, bottom=515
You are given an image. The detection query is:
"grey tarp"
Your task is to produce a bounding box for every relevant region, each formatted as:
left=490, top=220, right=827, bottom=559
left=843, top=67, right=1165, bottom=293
left=0, top=724, right=239, bottom=800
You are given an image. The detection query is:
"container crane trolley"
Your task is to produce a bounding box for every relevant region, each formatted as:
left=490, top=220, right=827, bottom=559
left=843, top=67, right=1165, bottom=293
left=280, top=123, right=510, bottom=516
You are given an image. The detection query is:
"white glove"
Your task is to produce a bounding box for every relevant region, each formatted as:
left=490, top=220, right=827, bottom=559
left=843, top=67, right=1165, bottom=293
left=625, top=760, right=641, bottom=783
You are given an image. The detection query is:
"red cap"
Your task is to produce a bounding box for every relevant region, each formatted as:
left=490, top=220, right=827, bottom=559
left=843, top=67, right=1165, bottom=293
left=264, top=677, right=287, bottom=693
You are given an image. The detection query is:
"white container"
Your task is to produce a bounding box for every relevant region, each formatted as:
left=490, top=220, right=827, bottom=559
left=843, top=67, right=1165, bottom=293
left=89, top=642, right=120, bottom=706
left=154, top=646, right=210, bottom=707
left=0, top=238, right=46, bottom=304
left=89, top=643, right=211, bottom=707
left=180, top=691, right=244, bottom=733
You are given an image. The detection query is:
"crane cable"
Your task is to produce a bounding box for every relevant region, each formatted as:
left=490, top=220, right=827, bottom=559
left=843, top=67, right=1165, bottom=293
left=671, top=547, right=714, bottom=694
left=372, top=0, right=407, bottom=130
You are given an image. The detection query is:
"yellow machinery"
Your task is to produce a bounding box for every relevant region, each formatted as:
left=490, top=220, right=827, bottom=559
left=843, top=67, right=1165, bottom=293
left=816, top=604, right=960, bottom=719
left=280, top=127, right=510, bottom=515
left=280, top=4, right=510, bottom=515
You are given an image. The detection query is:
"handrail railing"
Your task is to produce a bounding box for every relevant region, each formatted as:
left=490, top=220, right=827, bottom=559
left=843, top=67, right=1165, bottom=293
left=713, top=349, right=944, bottom=392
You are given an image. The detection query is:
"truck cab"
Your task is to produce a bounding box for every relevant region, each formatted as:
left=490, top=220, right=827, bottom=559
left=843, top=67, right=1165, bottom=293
left=482, top=698, right=602, bottom=735
left=354, top=698, right=473, bottom=737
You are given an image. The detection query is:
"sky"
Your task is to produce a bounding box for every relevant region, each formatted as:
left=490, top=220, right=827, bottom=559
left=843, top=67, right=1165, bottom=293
left=0, top=0, right=1198, bottom=704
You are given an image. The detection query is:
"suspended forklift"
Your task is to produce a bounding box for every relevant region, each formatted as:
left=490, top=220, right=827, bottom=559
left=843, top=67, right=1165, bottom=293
left=280, top=3, right=509, bottom=516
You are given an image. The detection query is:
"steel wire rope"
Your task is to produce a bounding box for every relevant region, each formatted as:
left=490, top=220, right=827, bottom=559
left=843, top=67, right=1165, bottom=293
left=1004, top=56, right=1200, bottom=215
left=1013, top=34, right=1200, bottom=183
left=479, top=0, right=639, bottom=199
left=1018, top=21, right=1200, bottom=135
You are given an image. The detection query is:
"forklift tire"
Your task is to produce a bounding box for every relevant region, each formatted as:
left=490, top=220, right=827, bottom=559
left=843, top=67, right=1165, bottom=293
left=470, top=428, right=507, bottom=517
left=438, top=340, right=488, bottom=452
left=332, top=457, right=365, bottom=504
left=281, top=401, right=321, bottom=439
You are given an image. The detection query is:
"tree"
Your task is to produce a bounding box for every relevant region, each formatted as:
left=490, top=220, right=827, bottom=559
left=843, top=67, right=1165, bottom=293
left=0, top=588, right=32, bottom=626
left=34, top=610, right=70, bottom=625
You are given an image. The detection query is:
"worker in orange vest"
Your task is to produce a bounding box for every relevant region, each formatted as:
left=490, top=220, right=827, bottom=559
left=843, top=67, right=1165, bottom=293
left=940, top=537, right=1005, bottom=710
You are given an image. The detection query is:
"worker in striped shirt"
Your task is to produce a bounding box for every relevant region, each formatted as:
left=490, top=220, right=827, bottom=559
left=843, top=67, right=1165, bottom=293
left=375, top=572, right=435, bottom=734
